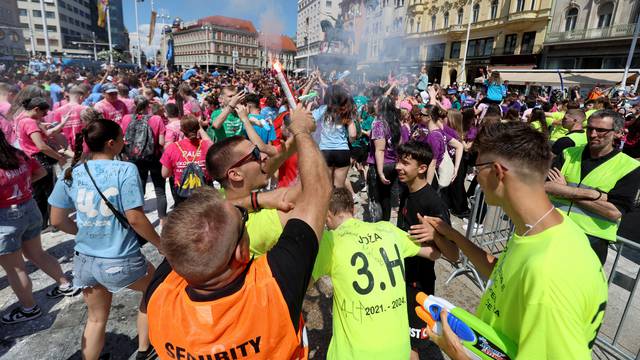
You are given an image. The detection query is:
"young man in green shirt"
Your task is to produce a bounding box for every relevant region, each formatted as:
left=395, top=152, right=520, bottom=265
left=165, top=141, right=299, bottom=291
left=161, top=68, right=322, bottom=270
left=418, top=122, right=608, bottom=359
left=313, top=188, right=442, bottom=360
left=207, top=86, right=245, bottom=141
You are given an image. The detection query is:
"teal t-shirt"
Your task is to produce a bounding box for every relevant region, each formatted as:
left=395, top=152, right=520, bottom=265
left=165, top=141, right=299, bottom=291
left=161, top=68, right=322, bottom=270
left=208, top=109, right=244, bottom=142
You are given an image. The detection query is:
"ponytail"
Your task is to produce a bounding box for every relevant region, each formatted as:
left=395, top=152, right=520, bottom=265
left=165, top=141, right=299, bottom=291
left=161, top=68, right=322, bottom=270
left=63, top=131, right=85, bottom=184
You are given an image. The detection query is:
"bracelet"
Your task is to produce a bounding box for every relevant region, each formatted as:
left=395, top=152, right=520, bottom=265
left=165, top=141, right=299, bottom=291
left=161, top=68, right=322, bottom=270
left=251, top=191, right=260, bottom=211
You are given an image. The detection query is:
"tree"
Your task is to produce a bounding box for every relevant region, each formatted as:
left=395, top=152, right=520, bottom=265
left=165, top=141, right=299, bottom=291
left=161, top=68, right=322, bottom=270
left=97, top=49, right=126, bottom=62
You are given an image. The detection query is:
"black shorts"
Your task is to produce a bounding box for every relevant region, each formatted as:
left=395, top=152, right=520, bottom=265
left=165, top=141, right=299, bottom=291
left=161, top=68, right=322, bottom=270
left=322, top=149, right=350, bottom=168
left=407, top=283, right=435, bottom=350
left=350, top=146, right=368, bottom=164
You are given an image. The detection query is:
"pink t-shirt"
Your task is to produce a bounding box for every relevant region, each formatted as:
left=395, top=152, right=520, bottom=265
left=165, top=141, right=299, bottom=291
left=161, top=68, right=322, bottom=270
left=16, top=117, right=43, bottom=156
left=94, top=99, right=129, bottom=125
left=120, top=114, right=166, bottom=154
left=0, top=101, right=10, bottom=117
left=0, top=155, right=42, bottom=207
left=0, top=114, right=14, bottom=145
left=160, top=138, right=212, bottom=186
left=52, top=99, right=68, bottom=111
left=164, top=120, right=184, bottom=144
left=53, top=102, right=86, bottom=149
left=119, top=97, right=135, bottom=114
left=183, top=98, right=202, bottom=118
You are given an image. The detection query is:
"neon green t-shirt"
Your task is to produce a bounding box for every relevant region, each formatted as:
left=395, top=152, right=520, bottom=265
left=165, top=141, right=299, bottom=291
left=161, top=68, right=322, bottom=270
left=247, top=208, right=282, bottom=256
left=477, top=214, right=608, bottom=359
left=584, top=109, right=598, bottom=127
left=313, top=219, right=421, bottom=360
left=548, top=112, right=568, bottom=141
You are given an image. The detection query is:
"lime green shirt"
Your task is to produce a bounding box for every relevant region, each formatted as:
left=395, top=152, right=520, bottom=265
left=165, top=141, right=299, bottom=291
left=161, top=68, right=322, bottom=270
left=477, top=214, right=608, bottom=359
left=584, top=109, right=598, bottom=127
left=313, top=219, right=421, bottom=360
left=247, top=208, right=282, bottom=257
left=208, top=109, right=244, bottom=142
left=548, top=112, right=568, bottom=141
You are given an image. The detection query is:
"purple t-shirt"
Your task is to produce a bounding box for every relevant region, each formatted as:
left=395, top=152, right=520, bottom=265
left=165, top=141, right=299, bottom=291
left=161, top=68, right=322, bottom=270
left=465, top=126, right=479, bottom=142
left=443, top=126, right=460, bottom=158
left=425, top=128, right=457, bottom=167
left=367, top=120, right=397, bottom=165
left=401, top=125, right=410, bottom=144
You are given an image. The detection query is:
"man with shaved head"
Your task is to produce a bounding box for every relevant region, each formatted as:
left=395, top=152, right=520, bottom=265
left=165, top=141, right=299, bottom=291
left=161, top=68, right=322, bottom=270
left=145, top=106, right=330, bottom=360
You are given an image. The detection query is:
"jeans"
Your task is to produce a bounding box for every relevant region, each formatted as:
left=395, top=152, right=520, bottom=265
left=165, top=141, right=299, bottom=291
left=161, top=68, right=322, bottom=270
left=0, top=199, right=42, bottom=255
left=134, top=158, right=167, bottom=218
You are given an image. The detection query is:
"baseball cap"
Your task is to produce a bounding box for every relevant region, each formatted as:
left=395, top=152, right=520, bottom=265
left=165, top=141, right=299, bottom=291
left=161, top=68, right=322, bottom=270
left=102, top=83, right=118, bottom=93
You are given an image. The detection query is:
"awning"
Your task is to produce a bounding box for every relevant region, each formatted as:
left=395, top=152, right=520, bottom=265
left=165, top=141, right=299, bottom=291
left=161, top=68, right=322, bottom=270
left=474, top=71, right=637, bottom=86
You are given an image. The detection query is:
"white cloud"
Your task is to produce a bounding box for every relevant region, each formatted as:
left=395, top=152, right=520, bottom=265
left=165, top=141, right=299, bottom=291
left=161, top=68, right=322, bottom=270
left=129, top=22, right=165, bottom=60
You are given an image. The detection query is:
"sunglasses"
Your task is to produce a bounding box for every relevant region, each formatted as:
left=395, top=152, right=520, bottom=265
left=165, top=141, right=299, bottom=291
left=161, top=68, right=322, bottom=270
left=586, top=126, right=614, bottom=135
left=473, top=160, right=508, bottom=175
left=223, top=146, right=261, bottom=179
left=234, top=205, right=248, bottom=250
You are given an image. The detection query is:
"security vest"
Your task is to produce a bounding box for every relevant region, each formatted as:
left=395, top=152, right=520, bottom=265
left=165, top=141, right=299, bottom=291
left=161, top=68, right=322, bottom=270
left=566, top=131, right=587, bottom=148
left=147, top=256, right=309, bottom=360
left=550, top=145, right=640, bottom=241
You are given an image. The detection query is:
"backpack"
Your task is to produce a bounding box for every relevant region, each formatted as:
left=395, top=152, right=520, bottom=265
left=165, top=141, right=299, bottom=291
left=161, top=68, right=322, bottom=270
left=124, top=115, right=155, bottom=161
left=176, top=141, right=205, bottom=198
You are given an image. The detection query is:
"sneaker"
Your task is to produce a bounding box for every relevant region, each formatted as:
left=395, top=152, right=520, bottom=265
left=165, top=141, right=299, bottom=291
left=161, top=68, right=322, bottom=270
left=46, top=285, right=81, bottom=298
left=136, top=347, right=158, bottom=360
left=463, top=223, right=484, bottom=235
left=1, top=306, right=42, bottom=324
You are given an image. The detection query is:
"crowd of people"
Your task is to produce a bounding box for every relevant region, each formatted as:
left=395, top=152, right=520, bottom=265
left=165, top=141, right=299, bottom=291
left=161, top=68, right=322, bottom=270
left=0, top=60, right=639, bottom=360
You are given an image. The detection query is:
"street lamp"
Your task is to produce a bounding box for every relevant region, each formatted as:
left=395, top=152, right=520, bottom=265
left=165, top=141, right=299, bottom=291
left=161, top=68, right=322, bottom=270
left=202, top=25, right=212, bottom=74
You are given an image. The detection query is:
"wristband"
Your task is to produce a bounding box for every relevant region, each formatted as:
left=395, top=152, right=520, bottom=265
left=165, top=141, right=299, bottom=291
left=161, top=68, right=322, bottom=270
left=251, top=191, right=260, bottom=211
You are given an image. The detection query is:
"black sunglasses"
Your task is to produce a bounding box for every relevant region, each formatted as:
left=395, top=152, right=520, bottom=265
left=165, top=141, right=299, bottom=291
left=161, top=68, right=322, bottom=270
left=233, top=205, right=248, bottom=250
left=223, top=146, right=261, bottom=179
left=586, top=126, right=614, bottom=135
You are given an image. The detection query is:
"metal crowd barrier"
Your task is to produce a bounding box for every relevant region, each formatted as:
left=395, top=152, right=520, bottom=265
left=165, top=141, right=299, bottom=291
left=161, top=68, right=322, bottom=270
left=594, top=236, right=640, bottom=360
left=445, top=185, right=514, bottom=291
left=444, top=185, right=640, bottom=359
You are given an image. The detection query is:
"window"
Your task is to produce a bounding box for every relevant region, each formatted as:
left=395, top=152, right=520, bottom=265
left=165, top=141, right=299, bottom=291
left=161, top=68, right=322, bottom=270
left=45, top=11, right=55, bottom=19
left=47, top=25, right=56, bottom=32
left=444, top=12, right=449, bottom=27
left=491, top=0, right=499, bottom=19
left=450, top=41, right=461, bottom=58
left=521, top=31, right=536, bottom=54
left=597, top=2, right=613, bottom=28
left=427, top=43, right=445, bottom=61
left=457, top=8, right=464, bottom=24
left=33, top=9, right=42, bottom=17
left=409, top=18, right=414, bottom=32
left=504, top=34, right=517, bottom=54
left=473, top=4, right=480, bottom=22
left=516, top=0, right=525, bottom=11
left=565, top=8, right=578, bottom=31
left=431, top=15, right=436, bottom=30
left=530, top=0, right=535, bottom=10
left=19, top=9, right=27, bottom=16
left=326, top=1, right=332, bottom=7
left=466, top=37, right=494, bottom=57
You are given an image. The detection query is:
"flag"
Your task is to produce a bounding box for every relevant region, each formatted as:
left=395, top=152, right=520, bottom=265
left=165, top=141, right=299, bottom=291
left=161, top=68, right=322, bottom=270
left=148, top=10, right=157, bottom=46
left=166, top=37, right=174, bottom=61
left=97, top=0, right=109, bottom=28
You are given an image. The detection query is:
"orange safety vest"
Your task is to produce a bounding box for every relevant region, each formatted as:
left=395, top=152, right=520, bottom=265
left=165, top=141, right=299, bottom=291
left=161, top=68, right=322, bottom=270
left=147, top=256, right=309, bottom=360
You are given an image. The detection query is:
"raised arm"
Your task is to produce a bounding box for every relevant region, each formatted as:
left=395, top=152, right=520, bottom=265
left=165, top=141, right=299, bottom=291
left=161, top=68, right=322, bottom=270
left=284, top=105, right=331, bottom=240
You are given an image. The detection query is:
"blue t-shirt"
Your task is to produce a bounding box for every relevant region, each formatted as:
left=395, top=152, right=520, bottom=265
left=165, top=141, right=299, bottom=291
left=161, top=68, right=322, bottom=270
left=485, top=80, right=506, bottom=102
left=246, top=114, right=276, bottom=144
left=417, top=74, right=429, bottom=91
left=48, top=160, right=145, bottom=258
left=50, top=83, right=63, bottom=104
left=313, top=105, right=349, bottom=151
left=182, top=68, right=197, bottom=81
left=260, top=107, right=277, bottom=122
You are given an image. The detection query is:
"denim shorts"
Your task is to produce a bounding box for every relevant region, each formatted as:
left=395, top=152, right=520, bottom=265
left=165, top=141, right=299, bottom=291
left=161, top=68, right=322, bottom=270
left=0, top=199, right=43, bottom=256
left=73, top=251, right=149, bottom=293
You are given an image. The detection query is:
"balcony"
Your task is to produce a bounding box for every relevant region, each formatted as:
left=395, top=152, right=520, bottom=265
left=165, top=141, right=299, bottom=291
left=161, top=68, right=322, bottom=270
left=508, top=8, right=549, bottom=22
left=546, top=24, right=635, bottom=44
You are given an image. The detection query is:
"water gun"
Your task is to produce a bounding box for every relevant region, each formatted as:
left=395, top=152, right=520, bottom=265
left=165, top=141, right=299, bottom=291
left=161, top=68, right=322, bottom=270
left=415, top=292, right=518, bottom=360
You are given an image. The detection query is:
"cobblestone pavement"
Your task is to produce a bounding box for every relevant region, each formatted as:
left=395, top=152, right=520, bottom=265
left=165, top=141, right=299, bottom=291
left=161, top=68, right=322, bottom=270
left=0, top=179, right=638, bottom=359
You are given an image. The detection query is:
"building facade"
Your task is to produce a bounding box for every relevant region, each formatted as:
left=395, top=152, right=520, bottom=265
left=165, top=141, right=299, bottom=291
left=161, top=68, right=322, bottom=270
left=360, top=0, right=409, bottom=72
left=405, top=0, right=550, bottom=86
left=17, top=0, right=128, bottom=59
left=0, top=0, right=28, bottom=61
left=171, top=16, right=260, bottom=71
left=259, top=35, right=297, bottom=71
left=543, top=0, right=640, bottom=69
left=295, top=0, right=341, bottom=70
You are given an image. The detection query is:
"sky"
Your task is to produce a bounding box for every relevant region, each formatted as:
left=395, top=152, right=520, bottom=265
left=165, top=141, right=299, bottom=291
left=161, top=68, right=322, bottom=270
left=122, top=0, right=299, bottom=58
